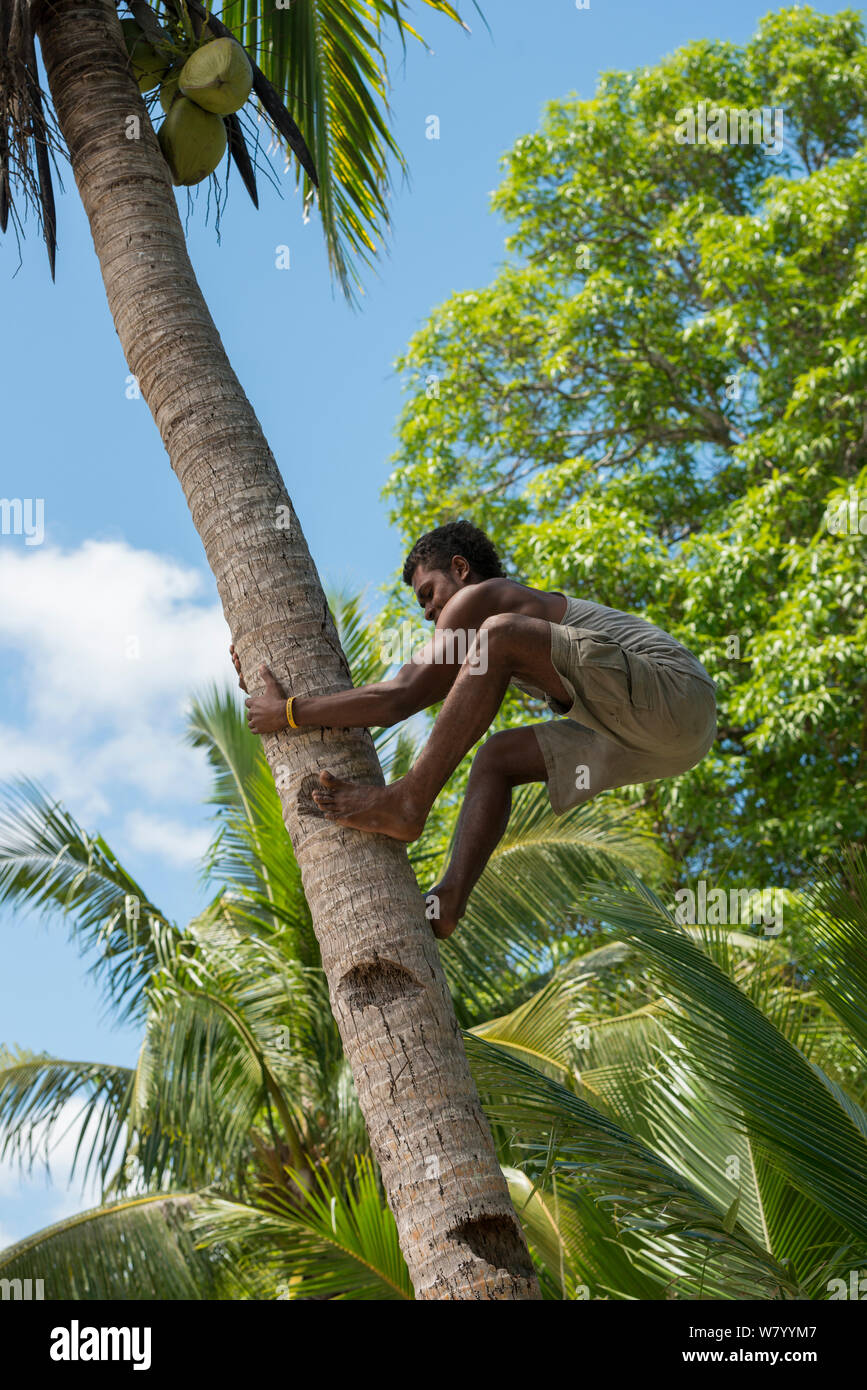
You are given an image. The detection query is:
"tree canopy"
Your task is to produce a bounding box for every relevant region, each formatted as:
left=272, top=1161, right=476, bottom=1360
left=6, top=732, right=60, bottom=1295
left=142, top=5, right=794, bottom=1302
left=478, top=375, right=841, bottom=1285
left=383, top=6, right=867, bottom=885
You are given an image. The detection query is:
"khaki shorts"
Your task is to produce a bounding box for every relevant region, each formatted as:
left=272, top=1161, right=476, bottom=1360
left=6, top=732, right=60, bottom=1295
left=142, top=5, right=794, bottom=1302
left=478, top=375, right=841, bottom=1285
left=531, top=623, right=717, bottom=815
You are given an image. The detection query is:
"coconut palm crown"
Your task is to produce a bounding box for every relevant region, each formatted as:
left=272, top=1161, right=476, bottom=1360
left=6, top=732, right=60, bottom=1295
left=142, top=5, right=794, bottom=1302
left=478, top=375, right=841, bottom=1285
left=0, top=0, right=479, bottom=296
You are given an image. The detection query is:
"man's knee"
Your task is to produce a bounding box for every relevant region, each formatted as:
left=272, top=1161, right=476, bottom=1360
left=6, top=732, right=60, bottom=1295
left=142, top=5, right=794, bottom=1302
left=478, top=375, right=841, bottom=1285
left=479, top=612, right=522, bottom=639
left=475, top=612, right=524, bottom=667
left=470, top=728, right=544, bottom=785
left=470, top=729, right=515, bottom=778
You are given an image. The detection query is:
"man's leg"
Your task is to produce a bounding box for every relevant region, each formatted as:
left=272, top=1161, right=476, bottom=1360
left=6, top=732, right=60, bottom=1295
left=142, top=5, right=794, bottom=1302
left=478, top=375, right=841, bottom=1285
left=311, top=613, right=568, bottom=840
left=427, top=727, right=547, bottom=939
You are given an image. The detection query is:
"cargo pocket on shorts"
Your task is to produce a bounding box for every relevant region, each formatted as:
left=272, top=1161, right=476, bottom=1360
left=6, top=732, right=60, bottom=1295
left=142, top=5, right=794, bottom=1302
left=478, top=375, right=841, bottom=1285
left=572, top=633, right=656, bottom=714
left=570, top=634, right=632, bottom=712
left=622, top=649, right=655, bottom=711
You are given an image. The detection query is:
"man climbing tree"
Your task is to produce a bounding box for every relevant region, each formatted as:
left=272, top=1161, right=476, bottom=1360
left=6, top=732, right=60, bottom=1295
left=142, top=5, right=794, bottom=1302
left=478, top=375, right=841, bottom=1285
left=237, top=519, right=717, bottom=938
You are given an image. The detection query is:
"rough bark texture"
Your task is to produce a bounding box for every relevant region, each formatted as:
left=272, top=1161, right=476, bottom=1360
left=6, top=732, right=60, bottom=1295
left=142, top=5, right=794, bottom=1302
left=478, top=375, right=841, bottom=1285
left=33, top=0, right=541, bottom=1299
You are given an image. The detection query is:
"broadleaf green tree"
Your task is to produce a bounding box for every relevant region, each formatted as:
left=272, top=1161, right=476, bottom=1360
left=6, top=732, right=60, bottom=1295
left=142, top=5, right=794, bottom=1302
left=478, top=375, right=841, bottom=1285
left=383, top=6, right=867, bottom=887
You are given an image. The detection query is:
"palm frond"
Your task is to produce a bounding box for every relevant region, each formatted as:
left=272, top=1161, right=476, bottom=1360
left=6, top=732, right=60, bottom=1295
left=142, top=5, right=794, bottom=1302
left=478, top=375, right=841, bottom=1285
left=573, top=1005, right=858, bottom=1277
left=582, top=873, right=867, bottom=1243
left=376, top=720, right=422, bottom=783
left=187, top=687, right=320, bottom=964
left=465, top=1033, right=798, bottom=1299
left=797, top=844, right=867, bottom=1062
left=0, top=778, right=176, bottom=1025
left=215, top=0, right=473, bottom=301
left=192, top=1154, right=413, bottom=1299
left=186, top=684, right=262, bottom=820
left=0, top=1045, right=133, bottom=1191
left=469, top=942, right=636, bottom=1084
left=321, top=584, right=425, bottom=775
left=0, top=0, right=62, bottom=274
left=324, top=584, right=388, bottom=688
left=682, top=924, right=867, bottom=1111
left=468, top=967, right=594, bottom=1084
left=185, top=685, right=278, bottom=892
left=471, top=944, right=860, bottom=1283
left=503, top=1166, right=659, bottom=1300
left=133, top=924, right=321, bottom=1189
left=0, top=1192, right=242, bottom=1299
left=22, top=5, right=55, bottom=275
left=224, top=108, right=259, bottom=205
left=440, top=785, right=669, bottom=1019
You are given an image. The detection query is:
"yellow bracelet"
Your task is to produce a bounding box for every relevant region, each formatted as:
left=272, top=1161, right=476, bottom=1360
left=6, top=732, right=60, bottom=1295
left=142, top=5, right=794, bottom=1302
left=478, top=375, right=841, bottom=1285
left=286, top=696, right=298, bottom=729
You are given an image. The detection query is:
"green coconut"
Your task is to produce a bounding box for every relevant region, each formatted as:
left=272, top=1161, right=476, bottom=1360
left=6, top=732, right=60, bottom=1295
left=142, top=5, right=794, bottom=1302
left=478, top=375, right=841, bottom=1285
left=158, top=96, right=227, bottom=186
left=159, top=71, right=181, bottom=114
left=120, top=18, right=170, bottom=94
left=178, top=37, right=253, bottom=116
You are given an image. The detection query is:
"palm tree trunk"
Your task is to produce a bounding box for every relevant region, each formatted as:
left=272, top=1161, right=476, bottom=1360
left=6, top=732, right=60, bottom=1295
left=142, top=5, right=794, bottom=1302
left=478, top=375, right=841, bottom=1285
left=33, top=0, right=540, bottom=1300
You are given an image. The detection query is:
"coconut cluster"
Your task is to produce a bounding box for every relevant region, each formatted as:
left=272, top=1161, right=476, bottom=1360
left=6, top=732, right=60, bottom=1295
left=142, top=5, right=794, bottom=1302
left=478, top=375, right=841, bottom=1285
left=122, top=21, right=253, bottom=187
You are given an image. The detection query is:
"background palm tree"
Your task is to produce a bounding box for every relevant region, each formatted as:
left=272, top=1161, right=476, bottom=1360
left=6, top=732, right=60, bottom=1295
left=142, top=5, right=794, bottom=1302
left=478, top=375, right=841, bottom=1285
left=1, top=0, right=540, bottom=1297
left=0, top=589, right=648, bottom=1298
left=1, top=592, right=864, bottom=1299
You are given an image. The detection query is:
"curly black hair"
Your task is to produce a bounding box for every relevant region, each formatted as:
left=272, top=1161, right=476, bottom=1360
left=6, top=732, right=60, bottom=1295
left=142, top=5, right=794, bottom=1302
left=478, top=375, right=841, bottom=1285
left=402, top=520, right=506, bottom=586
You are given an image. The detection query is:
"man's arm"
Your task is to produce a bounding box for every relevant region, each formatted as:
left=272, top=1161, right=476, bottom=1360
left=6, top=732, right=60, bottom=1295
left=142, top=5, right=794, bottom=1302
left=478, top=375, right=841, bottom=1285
left=238, top=645, right=457, bottom=735
left=237, top=578, right=522, bottom=735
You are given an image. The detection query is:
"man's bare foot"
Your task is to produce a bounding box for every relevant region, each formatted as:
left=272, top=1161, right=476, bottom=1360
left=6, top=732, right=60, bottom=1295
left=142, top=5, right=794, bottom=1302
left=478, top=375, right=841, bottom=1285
left=311, top=770, right=427, bottom=842
left=424, top=880, right=467, bottom=940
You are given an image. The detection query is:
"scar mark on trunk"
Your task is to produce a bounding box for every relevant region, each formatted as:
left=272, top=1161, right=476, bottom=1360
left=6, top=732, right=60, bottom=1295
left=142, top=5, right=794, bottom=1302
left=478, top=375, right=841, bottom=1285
left=446, top=1213, right=535, bottom=1280
left=338, top=958, right=425, bottom=1011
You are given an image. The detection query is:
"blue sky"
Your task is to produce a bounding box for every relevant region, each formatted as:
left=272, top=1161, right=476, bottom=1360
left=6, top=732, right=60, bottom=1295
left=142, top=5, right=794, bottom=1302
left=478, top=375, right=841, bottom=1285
left=0, top=0, right=847, bottom=1249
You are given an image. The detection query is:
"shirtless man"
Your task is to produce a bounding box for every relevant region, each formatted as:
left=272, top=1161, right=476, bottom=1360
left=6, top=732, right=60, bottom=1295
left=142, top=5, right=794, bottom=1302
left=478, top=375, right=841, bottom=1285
left=232, top=519, right=716, bottom=939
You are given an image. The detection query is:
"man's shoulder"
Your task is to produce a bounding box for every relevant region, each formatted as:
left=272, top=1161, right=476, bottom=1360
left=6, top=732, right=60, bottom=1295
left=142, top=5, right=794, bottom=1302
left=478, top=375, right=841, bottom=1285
left=475, top=577, right=539, bottom=606
left=439, top=578, right=543, bottom=626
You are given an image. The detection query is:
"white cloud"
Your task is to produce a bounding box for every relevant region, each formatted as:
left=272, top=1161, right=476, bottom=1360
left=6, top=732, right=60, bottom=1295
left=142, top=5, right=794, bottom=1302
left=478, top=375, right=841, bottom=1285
left=0, top=542, right=233, bottom=1244
left=0, top=540, right=229, bottom=725
left=123, top=812, right=212, bottom=867
left=0, top=539, right=239, bottom=860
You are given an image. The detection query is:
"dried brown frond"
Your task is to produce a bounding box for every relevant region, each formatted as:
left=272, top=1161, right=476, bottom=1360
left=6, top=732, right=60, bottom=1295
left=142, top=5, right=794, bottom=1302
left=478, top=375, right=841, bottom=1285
left=0, top=0, right=64, bottom=275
